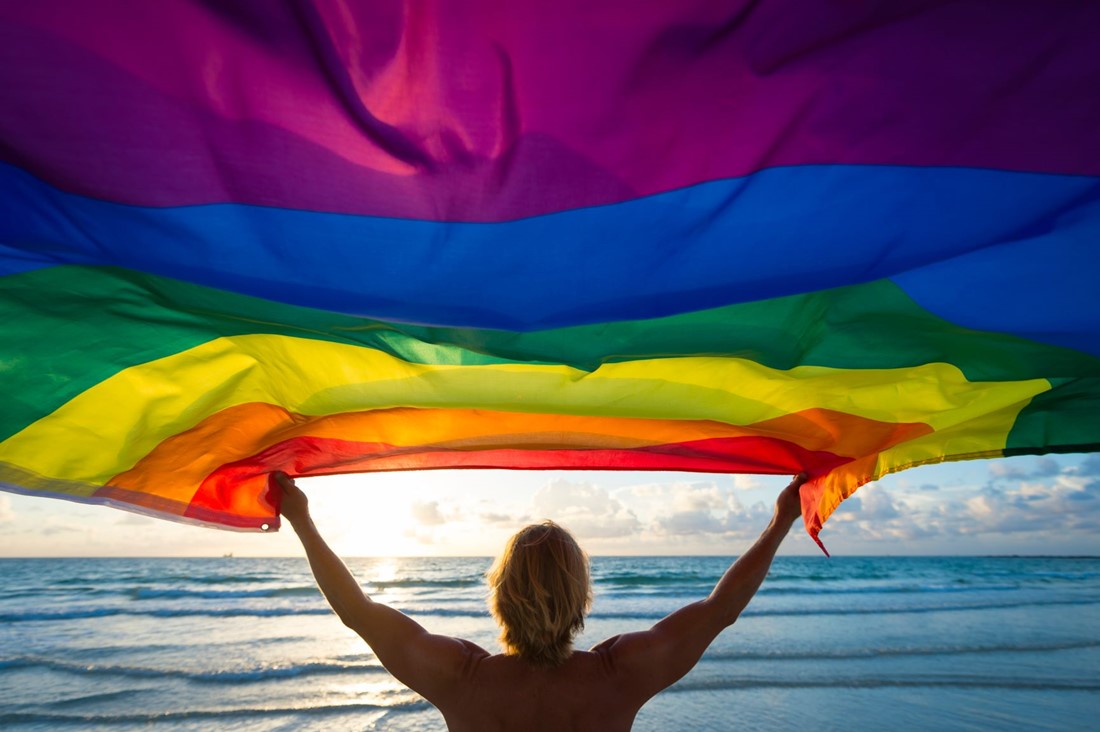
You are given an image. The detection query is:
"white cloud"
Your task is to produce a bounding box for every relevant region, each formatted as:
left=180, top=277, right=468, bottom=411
left=1075, top=454, right=1100, bottom=478
left=855, top=486, right=901, bottom=520
left=827, top=483, right=955, bottom=542
left=620, top=480, right=724, bottom=508
left=721, top=495, right=774, bottom=536
left=989, top=457, right=1062, bottom=482
left=531, top=479, right=641, bottom=539
left=732, top=474, right=766, bottom=490
left=640, top=482, right=773, bottom=538
left=479, top=511, right=529, bottom=525
left=825, top=459, right=1100, bottom=547
left=656, top=510, right=725, bottom=535
left=115, top=512, right=156, bottom=526
left=40, top=522, right=83, bottom=536
left=410, top=500, right=446, bottom=526
left=0, top=495, right=14, bottom=523
left=960, top=477, right=1100, bottom=535
left=619, top=483, right=665, bottom=499
left=669, top=482, right=727, bottom=512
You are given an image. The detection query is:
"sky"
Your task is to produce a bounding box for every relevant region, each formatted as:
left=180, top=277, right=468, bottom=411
left=2, top=453, right=1099, bottom=558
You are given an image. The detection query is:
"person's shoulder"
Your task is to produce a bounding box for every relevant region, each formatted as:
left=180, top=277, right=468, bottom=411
left=589, top=634, right=622, bottom=654
left=582, top=636, right=632, bottom=677
left=455, top=638, right=492, bottom=667
left=588, top=634, right=623, bottom=670
left=457, top=637, right=491, bottom=655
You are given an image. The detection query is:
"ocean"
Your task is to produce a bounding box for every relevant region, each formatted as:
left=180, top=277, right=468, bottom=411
left=1, top=555, right=1098, bottom=730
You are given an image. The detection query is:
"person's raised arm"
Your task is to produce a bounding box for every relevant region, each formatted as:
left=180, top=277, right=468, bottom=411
left=595, top=473, right=807, bottom=700
left=274, top=473, right=484, bottom=704
left=700, top=472, right=805, bottom=624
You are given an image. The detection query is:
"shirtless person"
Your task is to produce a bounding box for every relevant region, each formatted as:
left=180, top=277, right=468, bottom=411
left=275, top=471, right=808, bottom=731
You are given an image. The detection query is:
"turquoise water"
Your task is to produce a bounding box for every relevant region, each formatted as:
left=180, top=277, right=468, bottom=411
left=2, top=556, right=1098, bottom=730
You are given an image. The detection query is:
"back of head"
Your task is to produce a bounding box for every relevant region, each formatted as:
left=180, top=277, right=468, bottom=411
left=486, top=521, right=592, bottom=667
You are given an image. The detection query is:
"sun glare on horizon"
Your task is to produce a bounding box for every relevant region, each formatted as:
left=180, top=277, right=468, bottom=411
left=301, top=473, right=425, bottom=557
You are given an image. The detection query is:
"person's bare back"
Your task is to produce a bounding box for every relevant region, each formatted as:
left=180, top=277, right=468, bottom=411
left=441, top=647, right=642, bottom=731
left=277, top=472, right=806, bottom=731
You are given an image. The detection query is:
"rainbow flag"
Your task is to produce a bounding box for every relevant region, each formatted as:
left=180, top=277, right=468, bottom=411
left=2, top=2, right=1098, bottom=549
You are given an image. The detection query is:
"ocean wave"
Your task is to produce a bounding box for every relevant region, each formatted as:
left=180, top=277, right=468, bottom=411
left=595, top=583, right=1024, bottom=601
left=763, top=572, right=894, bottom=583
left=128, top=586, right=320, bottom=601
left=14, top=580, right=481, bottom=603
left=1030, top=571, right=1100, bottom=581
left=593, top=573, right=714, bottom=587
left=668, top=677, right=1100, bottom=693
left=0, top=606, right=335, bottom=622
left=3, top=596, right=1096, bottom=624
left=14, top=579, right=483, bottom=602
left=757, top=583, right=1022, bottom=596
left=49, top=689, right=144, bottom=708
left=701, top=639, right=1100, bottom=663
left=48, top=572, right=292, bottom=590
left=0, top=604, right=494, bottom=623
left=591, top=597, right=1100, bottom=622
left=0, top=656, right=385, bottom=683
left=368, top=578, right=484, bottom=589
left=743, top=597, right=1100, bottom=618
left=0, top=699, right=432, bottom=726
left=45, top=573, right=285, bottom=586
left=1, top=586, right=117, bottom=600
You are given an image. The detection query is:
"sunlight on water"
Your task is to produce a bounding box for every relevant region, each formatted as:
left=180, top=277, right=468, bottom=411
left=367, top=558, right=400, bottom=585
left=329, top=679, right=420, bottom=707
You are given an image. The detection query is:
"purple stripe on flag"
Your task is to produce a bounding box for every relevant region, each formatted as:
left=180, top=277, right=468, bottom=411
left=2, top=1, right=1098, bottom=220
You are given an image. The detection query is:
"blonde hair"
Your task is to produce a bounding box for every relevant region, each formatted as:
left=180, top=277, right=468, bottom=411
left=486, top=521, right=592, bottom=667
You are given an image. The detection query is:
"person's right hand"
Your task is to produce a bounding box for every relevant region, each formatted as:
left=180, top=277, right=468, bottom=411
left=776, top=472, right=807, bottom=523
left=273, top=472, right=310, bottom=526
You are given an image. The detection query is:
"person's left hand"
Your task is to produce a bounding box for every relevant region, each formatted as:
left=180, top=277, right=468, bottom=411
left=775, top=472, right=807, bottom=524
left=273, top=472, right=310, bottom=526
